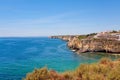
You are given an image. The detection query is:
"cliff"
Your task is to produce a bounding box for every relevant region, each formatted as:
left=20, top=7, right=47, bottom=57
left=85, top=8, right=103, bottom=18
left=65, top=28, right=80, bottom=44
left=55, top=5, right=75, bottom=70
left=68, top=37, right=120, bottom=53
left=51, top=35, right=76, bottom=41
left=51, top=31, right=120, bottom=54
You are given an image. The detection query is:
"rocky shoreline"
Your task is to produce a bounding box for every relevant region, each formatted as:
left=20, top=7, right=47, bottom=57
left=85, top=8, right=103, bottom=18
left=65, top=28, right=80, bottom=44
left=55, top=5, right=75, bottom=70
left=51, top=30, right=120, bottom=54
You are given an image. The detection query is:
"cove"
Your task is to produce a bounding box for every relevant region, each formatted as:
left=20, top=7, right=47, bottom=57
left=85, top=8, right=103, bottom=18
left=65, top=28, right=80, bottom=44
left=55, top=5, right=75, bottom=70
left=0, top=37, right=119, bottom=80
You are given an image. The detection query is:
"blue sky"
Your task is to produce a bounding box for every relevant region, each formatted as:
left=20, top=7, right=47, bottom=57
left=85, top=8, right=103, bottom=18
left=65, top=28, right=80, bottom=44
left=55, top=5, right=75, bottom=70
left=0, top=0, right=120, bottom=37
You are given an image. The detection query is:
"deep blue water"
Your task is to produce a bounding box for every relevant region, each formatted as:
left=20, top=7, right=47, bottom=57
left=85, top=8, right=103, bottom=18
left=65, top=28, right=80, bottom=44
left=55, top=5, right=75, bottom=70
left=0, top=37, right=120, bottom=80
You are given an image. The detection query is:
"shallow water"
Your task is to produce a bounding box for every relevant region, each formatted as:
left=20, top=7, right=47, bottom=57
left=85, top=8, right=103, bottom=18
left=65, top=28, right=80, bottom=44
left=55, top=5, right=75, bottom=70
left=0, top=37, right=119, bottom=80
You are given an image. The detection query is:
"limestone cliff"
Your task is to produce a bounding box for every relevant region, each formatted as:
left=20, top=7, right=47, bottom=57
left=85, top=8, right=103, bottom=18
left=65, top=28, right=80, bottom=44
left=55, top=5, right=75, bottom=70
left=51, top=30, right=120, bottom=54
left=68, top=37, right=120, bottom=53
left=51, top=35, right=75, bottom=41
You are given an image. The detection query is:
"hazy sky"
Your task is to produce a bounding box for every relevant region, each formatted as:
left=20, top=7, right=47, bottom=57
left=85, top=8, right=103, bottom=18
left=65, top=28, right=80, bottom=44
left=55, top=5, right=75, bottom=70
left=0, top=0, right=120, bottom=37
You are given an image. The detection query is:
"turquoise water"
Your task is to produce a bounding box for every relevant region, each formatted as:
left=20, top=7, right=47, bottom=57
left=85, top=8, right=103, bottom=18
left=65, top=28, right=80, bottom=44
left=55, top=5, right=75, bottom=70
left=0, top=37, right=120, bottom=80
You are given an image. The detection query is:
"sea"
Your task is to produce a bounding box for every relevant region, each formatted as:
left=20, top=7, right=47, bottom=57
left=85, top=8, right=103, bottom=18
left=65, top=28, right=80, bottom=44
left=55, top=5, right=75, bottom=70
left=0, top=37, right=120, bottom=80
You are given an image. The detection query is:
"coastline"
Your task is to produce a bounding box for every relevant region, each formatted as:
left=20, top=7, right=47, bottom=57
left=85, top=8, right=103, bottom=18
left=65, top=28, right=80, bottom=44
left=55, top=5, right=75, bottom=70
left=51, top=30, right=120, bottom=55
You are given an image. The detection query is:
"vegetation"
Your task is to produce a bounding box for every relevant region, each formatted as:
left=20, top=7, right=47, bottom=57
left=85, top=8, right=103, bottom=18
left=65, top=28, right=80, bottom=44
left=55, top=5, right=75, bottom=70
left=78, top=35, right=87, bottom=40
left=78, top=33, right=97, bottom=40
left=23, top=58, right=120, bottom=80
left=86, top=33, right=97, bottom=37
left=110, top=30, right=118, bottom=33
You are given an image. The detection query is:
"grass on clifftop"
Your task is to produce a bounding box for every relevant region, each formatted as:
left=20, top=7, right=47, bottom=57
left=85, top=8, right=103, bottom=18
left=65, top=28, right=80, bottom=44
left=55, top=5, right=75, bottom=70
left=78, top=33, right=97, bottom=40
left=23, top=58, right=120, bottom=80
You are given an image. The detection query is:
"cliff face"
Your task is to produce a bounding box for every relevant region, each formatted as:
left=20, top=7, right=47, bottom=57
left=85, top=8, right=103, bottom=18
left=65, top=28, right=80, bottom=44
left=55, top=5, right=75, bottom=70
left=51, top=35, right=75, bottom=41
left=68, top=37, right=120, bottom=53
left=51, top=31, right=120, bottom=54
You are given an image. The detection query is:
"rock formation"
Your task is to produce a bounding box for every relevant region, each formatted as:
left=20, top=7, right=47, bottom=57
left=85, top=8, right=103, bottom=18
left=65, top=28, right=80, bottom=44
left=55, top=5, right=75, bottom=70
left=51, top=30, right=120, bottom=54
left=51, top=35, right=75, bottom=41
left=68, top=37, right=120, bottom=53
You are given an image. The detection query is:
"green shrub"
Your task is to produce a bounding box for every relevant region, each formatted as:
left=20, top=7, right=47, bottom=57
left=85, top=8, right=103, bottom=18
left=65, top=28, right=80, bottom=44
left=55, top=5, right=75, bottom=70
left=78, top=35, right=87, bottom=40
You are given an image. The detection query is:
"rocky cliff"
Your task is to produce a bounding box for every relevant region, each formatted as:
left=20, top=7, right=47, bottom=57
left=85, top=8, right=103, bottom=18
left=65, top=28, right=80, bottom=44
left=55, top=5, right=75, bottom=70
left=67, top=37, right=120, bottom=53
left=51, top=35, right=75, bottom=41
left=51, top=31, right=120, bottom=54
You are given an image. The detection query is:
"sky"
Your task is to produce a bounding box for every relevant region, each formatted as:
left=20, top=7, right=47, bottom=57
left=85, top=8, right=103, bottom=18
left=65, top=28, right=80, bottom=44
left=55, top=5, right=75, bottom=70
left=0, top=0, right=120, bottom=37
